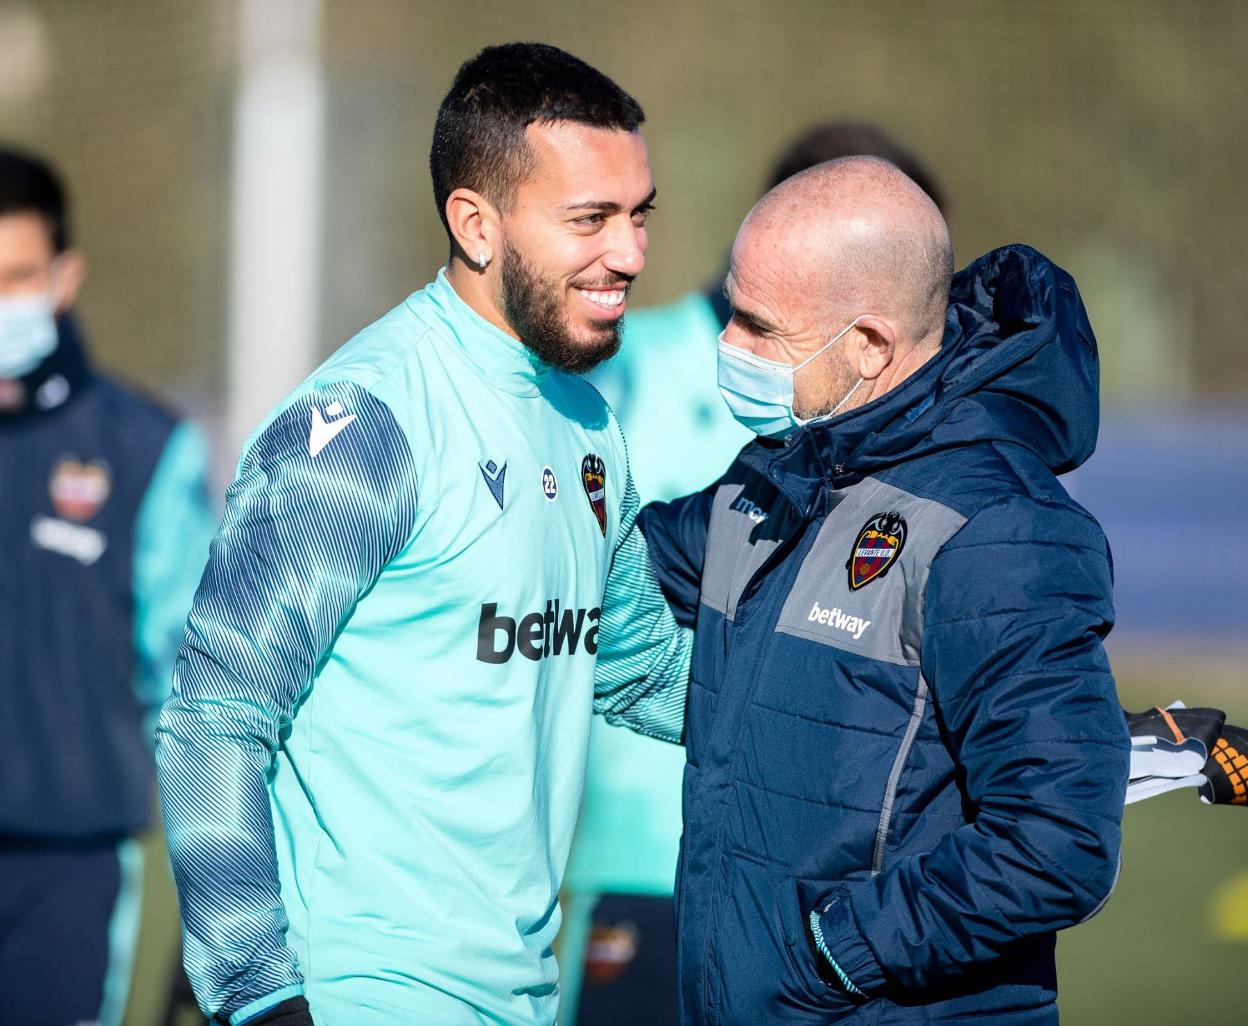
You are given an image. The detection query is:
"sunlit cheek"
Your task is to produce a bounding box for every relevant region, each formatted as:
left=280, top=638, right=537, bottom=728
left=563, top=242, right=608, bottom=290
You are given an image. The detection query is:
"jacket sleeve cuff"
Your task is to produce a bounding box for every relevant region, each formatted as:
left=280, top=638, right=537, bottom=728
left=229, top=985, right=306, bottom=1025
left=813, top=890, right=887, bottom=996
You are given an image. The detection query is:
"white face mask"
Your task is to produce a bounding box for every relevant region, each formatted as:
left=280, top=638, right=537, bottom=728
left=0, top=292, right=58, bottom=378
left=717, top=315, right=866, bottom=439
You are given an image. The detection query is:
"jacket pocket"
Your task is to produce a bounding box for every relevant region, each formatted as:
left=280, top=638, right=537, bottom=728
left=713, top=847, right=868, bottom=1025
left=774, top=875, right=877, bottom=1022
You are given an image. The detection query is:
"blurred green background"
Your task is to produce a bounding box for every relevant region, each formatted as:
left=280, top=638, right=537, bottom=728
left=4, top=0, right=1247, bottom=402
left=2, top=1, right=1245, bottom=1023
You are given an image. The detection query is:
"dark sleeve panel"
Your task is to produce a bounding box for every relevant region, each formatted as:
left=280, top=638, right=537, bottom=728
left=637, top=482, right=718, bottom=628
left=155, top=381, right=417, bottom=1022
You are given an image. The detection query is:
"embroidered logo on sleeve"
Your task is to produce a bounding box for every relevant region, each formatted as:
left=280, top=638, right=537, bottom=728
left=308, top=400, right=357, bottom=458
left=848, top=511, right=907, bottom=590
left=581, top=453, right=607, bottom=536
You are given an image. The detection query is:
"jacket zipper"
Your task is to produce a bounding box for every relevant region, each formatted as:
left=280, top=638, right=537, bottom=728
left=699, top=509, right=821, bottom=1020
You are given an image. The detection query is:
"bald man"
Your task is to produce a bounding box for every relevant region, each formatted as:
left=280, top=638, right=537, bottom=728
left=637, top=157, right=1129, bottom=1024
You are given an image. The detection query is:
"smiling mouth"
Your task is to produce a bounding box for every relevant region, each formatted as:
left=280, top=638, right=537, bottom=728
left=576, top=287, right=627, bottom=310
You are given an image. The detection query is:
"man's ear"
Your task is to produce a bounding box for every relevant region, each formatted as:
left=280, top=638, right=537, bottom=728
left=445, top=188, right=501, bottom=271
left=50, top=249, right=86, bottom=313
left=850, top=315, right=896, bottom=381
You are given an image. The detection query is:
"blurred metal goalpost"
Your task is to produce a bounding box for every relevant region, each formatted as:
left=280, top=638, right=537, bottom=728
left=225, top=0, right=325, bottom=462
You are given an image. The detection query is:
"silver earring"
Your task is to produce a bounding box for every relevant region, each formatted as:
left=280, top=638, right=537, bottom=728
left=478, top=250, right=488, bottom=270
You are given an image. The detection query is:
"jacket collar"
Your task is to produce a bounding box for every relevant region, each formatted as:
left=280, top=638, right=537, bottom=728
left=737, top=346, right=956, bottom=518
left=0, top=314, right=93, bottom=419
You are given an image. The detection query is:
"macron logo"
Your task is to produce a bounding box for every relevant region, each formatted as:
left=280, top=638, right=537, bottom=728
left=731, top=495, right=768, bottom=524
left=807, top=600, right=872, bottom=641
left=309, top=401, right=357, bottom=458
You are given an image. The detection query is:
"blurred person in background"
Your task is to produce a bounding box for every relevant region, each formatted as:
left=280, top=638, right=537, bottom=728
left=0, top=146, right=213, bottom=1026
left=153, top=43, right=690, bottom=1026
left=562, top=122, right=949, bottom=1026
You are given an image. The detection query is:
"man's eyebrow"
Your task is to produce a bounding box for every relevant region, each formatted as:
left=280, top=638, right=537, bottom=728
left=563, top=187, right=657, bottom=214
left=723, top=283, right=780, bottom=336
left=731, top=306, right=779, bottom=336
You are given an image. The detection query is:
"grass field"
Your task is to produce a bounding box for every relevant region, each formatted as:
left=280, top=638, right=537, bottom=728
left=1058, top=648, right=1248, bottom=1026
left=127, top=648, right=1248, bottom=1025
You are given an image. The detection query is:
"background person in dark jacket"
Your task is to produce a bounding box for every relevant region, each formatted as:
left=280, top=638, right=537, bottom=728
left=639, top=156, right=1131, bottom=1024
left=0, top=146, right=213, bottom=1026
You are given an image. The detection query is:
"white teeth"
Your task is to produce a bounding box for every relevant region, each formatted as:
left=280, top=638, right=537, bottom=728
left=578, top=289, right=625, bottom=308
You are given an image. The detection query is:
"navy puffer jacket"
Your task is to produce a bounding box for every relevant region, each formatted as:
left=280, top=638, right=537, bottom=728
left=640, top=246, right=1130, bottom=1025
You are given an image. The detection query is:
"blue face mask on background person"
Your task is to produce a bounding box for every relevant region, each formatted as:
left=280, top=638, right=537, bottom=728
left=0, top=292, right=58, bottom=378
left=717, top=315, right=866, bottom=439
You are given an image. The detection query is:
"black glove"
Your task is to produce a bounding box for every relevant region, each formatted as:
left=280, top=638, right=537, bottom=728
left=1125, top=705, right=1226, bottom=751
left=1200, top=724, right=1248, bottom=806
left=226, top=997, right=314, bottom=1026
left=1125, top=705, right=1226, bottom=803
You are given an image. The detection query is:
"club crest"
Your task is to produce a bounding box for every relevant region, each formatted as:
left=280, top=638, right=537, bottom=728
left=581, top=453, right=607, bottom=536
left=49, top=457, right=112, bottom=522
left=848, top=511, right=907, bottom=590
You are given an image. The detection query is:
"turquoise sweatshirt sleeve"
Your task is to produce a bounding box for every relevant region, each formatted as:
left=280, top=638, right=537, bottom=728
left=132, top=420, right=215, bottom=742
left=154, top=381, right=418, bottom=1024
left=592, top=468, right=691, bottom=745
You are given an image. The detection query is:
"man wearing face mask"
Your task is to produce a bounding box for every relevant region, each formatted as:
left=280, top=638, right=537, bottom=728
left=0, top=147, right=214, bottom=1026
left=637, top=156, right=1133, bottom=1024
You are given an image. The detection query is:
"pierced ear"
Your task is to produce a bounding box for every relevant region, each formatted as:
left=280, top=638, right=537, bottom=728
left=50, top=250, right=87, bottom=313
left=445, top=188, right=499, bottom=272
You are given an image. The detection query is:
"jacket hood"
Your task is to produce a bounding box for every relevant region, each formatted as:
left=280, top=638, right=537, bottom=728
left=745, top=245, right=1100, bottom=515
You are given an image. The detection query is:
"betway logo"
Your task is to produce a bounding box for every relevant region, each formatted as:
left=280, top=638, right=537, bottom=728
left=477, top=601, right=601, bottom=664
left=807, top=600, right=872, bottom=641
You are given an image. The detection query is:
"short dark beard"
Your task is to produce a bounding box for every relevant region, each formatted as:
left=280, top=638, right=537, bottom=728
left=500, top=240, right=622, bottom=374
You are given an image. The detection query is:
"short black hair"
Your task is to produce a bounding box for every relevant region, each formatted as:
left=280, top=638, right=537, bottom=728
left=766, top=121, right=946, bottom=214
left=0, top=146, right=70, bottom=252
left=430, top=43, right=645, bottom=236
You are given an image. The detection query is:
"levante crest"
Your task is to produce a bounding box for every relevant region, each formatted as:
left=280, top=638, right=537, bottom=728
left=49, top=457, right=112, bottom=522
left=581, top=453, right=607, bottom=536
left=848, top=511, right=907, bottom=590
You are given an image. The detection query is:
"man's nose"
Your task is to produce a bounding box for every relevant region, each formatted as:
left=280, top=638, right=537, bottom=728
left=602, top=220, right=646, bottom=278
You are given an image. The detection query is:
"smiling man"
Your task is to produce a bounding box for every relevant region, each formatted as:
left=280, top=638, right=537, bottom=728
left=155, top=44, right=688, bottom=1026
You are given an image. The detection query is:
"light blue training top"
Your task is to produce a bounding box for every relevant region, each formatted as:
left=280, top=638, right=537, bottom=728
left=155, top=271, right=690, bottom=1026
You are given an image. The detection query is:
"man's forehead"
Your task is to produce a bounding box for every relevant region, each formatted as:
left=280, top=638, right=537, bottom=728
left=0, top=210, right=57, bottom=260
left=522, top=121, right=651, bottom=192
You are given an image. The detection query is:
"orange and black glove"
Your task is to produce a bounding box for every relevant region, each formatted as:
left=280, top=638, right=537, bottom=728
left=1199, top=724, right=1248, bottom=806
